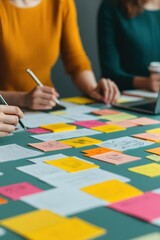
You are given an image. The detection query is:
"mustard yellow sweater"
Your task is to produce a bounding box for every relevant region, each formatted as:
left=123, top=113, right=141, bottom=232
left=0, top=0, right=91, bottom=91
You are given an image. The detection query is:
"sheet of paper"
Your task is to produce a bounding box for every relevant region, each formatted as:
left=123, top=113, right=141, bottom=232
left=21, top=188, right=107, bottom=216
left=81, top=180, right=142, bottom=203
left=92, top=109, right=120, bottom=115
left=129, top=117, right=160, bottom=126
left=60, top=137, right=102, bottom=148
left=129, top=163, right=160, bottom=177
left=27, top=128, right=51, bottom=134
left=146, top=146, right=160, bottom=155
left=117, top=95, right=144, bottom=103
left=17, top=163, right=66, bottom=178
left=98, top=136, right=153, bottom=152
left=29, top=140, right=72, bottom=152
left=40, top=168, right=130, bottom=188
left=91, top=151, right=141, bottom=165
left=0, top=228, right=6, bottom=237
left=108, top=120, right=137, bottom=128
left=73, top=120, right=106, bottom=128
left=31, top=128, right=101, bottom=142
left=62, top=113, right=98, bottom=121
left=28, top=153, right=68, bottom=163
left=25, top=217, right=106, bottom=240
left=146, top=128, right=160, bottom=134
left=99, top=113, right=137, bottom=121
left=146, top=154, right=160, bottom=162
left=61, top=96, right=96, bottom=104
left=23, top=112, right=71, bottom=128
left=131, top=232, right=160, bottom=240
left=0, top=182, right=42, bottom=200
left=0, top=210, right=66, bottom=237
left=109, top=192, right=160, bottom=222
left=82, top=147, right=113, bottom=156
left=92, top=124, right=126, bottom=133
left=44, top=157, right=99, bottom=173
left=133, top=133, right=160, bottom=142
left=65, top=105, right=99, bottom=114
left=40, top=123, right=76, bottom=132
left=0, top=144, right=43, bottom=162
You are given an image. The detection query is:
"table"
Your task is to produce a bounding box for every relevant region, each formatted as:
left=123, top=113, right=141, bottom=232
left=0, top=103, right=160, bottom=240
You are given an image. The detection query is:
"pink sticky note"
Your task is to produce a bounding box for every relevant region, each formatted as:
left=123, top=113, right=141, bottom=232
left=133, top=133, right=160, bottom=142
left=109, top=192, right=160, bottom=222
left=29, top=140, right=72, bottom=152
left=92, top=109, right=120, bottom=115
left=27, top=128, right=51, bottom=134
left=108, top=121, right=137, bottom=128
left=0, top=182, right=42, bottom=200
left=91, top=151, right=140, bottom=165
left=129, top=117, right=160, bottom=126
left=73, top=120, right=107, bottom=128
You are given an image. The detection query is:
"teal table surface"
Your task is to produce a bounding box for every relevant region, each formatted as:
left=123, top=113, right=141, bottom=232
left=0, top=104, right=160, bottom=240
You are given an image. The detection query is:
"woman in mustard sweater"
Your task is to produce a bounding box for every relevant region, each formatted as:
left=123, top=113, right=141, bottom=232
left=98, top=0, right=160, bottom=92
left=0, top=0, right=120, bottom=110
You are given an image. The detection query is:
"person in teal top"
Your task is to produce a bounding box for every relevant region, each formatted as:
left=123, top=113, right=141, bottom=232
left=98, top=0, right=160, bottom=92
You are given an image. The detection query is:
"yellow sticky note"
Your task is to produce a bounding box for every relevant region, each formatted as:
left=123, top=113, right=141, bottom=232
left=1, top=210, right=66, bottom=237
left=40, top=123, right=76, bottom=132
left=44, top=157, right=99, bottom=173
left=92, top=124, right=126, bottom=133
left=146, top=147, right=160, bottom=155
left=100, top=113, right=137, bottom=121
left=60, top=137, right=102, bottom=148
left=26, top=217, right=106, bottom=240
left=129, top=163, right=160, bottom=177
left=62, top=96, right=96, bottom=104
left=146, top=128, right=160, bottom=134
left=146, top=154, right=160, bottom=162
left=81, top=180, right=142, bottom=203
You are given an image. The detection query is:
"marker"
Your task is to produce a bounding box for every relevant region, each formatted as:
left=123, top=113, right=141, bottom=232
left=0, top=95, right=27, bottom=131
left=26, top=68, right=61, bottom=106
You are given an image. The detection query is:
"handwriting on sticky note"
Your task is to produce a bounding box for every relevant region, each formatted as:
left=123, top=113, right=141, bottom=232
left=82, top=147, right=113, bottom=156
left=29, top=140, right=72, bottom=152
left=92, top=124, right=126, bottom=133
left=60, top=137, right=102, bottom=148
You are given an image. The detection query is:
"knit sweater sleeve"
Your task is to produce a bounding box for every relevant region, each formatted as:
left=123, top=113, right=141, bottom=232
left=98, top=0, right=135, bottom=91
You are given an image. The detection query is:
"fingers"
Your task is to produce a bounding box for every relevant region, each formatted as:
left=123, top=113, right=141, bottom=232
left=1, top=105, right=24, bottom=119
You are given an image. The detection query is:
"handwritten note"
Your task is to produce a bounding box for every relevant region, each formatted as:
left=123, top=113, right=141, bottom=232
left=129, top=163, right=160, bottom=177
left=82, top=147, right=113, bottom=156
left=60, top=137, right=102, bottom=148
left=29, top=140, right=72, bottom=152
left=81, top=180, right=142, bottom=203
left=91, top=151, right=141, bottom=165
left=44, top=157, right=99, bottom=173
left=0, top=182, right=42, bottom=200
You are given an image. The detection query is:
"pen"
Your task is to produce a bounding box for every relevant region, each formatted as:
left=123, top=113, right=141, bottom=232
left=0, top=95, right=27, bottom=131
left=26, top=68, right=61, bottom=106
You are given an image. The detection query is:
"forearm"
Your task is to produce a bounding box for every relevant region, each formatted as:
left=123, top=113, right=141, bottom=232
left=133, top=76, right=149, bottom=90
left=73, top=70, right=97, bottom=96
left=0, top=91, right=27, bottom=107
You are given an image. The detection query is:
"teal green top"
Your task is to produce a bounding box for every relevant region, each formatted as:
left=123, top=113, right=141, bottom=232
left=98, top=0, right=160, bottom=91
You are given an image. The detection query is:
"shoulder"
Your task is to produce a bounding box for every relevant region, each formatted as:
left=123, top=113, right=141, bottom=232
left=99, top=0, right=122, bottom=15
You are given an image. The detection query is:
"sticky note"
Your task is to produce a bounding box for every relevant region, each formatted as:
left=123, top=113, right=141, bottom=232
left=0, top=182, right=42, bottom=200
left=146, top=147, right=160, bottom=155
left=109, top=192, right=160, bottom=222
left=146, top=154, right=160, bottom=162
left=40, top=123, right=76, bottom=132
left=27, top=128, right=51, bottom=134
left=29, top=140, right=72, bottom=152
left=92, top=109, right=120, bottom=115
left=25, top=217, right=106, bottom=240
left=129, top=163, right=160, bottom=177
left=129, top=117, right=160, bottom=126
left=81, top=180, right=143, bottom=203
left=91, top=151, right=141, bottom=165
left=62, top=96, right=96, bottom=104
left=133, top=133, right=160, bottom=142
left=73, top=120, right=106, bottom=128
left=99, top=113, right=137, bottom=121
left=1, top=210, right=67, bottom=237
left=146, top=128, right=160, bottom=134
left=60, top=137, right=102, bottom=148
left=131, top=232, right=160, bottom=240
left=92, top=124, right=126, bottom=133
left=82, top=147, right=113, bottom=156
left=44, top=157, right=99, bottom=173
left=108, top=120, right=137, bottom=128
left=0, top=196, right=8, bottom=205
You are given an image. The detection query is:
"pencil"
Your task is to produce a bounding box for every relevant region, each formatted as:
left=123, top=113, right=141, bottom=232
left=26, top=68, right=61, bottom=105
left=0, top=95, right=27, bottom=131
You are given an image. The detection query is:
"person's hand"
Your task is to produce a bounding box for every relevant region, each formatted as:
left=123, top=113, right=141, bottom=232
left=25, top=86, right=59, bottom=110
left=88, top=78, right=120, bottom=104
left=0, top=105, right=24, bottom=137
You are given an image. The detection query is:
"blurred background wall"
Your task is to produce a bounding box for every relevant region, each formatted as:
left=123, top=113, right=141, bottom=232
left=51, top=0, right=102, bottom=97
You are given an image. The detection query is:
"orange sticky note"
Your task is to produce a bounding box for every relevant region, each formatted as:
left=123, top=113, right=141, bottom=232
left=146, top=147, right=160, bottom=155
left=0, top=196, right=8, bottom=205
left=82, top=147, right=113, bottom=156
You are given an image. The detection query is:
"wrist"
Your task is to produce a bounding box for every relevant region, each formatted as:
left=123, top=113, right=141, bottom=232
left=133, top=76, right=149, bottom=89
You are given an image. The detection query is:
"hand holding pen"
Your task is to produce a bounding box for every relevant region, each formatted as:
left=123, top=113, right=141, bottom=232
left=26, top=68, right=63, bottom=110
